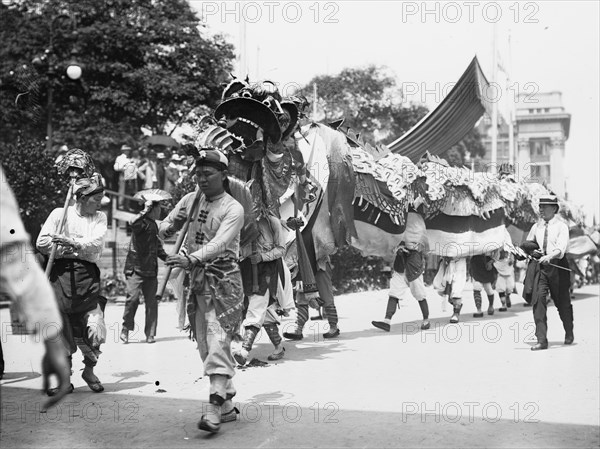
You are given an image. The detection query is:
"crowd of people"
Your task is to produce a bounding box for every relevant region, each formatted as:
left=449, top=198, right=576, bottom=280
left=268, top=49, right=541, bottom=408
left=113, top=144, right=193, bottom=210
left=0, top=142, right=584, bottom=436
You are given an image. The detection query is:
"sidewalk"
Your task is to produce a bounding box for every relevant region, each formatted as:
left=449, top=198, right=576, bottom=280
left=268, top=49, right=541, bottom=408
left=1, top=284, right=599, bottom=448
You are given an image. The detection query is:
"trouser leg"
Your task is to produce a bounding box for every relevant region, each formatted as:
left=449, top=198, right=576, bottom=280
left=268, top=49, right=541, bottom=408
left=123, top=273, right=143, bottom=332
left=533, top=274, right=551, bottom=344
left=141, top=277, right=158, bottom=338
left=316, top=267, right=337, bottom=328
left=194, top=293, right=236, bottom=379
left=550, top=271, right=574, bottom=334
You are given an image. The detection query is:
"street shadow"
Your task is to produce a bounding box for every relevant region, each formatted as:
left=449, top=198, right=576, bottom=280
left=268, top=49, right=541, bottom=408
left=150, top=335, right=190, bottom=343
left=95, top=380, right=153, bottom=393
left=1, top=386, right=598, bottom=448
left=0, top=371, right=42, bottom=385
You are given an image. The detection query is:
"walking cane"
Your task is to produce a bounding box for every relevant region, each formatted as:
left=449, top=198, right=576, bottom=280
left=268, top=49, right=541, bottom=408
left=156, top=187, right=202, bottom=300
left=45, top=177, right=76, bottom=277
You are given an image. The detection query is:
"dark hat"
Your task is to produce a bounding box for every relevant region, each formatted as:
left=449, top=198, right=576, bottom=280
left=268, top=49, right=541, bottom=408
left=539, top=195, right=559, bottom=207
left=196, top=149, right=228, bottom=169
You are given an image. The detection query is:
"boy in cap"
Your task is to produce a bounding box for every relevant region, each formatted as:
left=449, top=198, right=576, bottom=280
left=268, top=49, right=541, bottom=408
left=371, top=211, right=431, bottom=332
left=521, top=195, right=573, bottom=350
left=160, top=148, right=245, bottom=434
left=121, top=197, right=169, bottom=344
left=37, top=174, right=108, bottom=393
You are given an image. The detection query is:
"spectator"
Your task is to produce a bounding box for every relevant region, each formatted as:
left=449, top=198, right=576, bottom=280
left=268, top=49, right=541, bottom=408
left=113, top=144, right=132, bottom=208
left=138, top=150, right=159, bottom=189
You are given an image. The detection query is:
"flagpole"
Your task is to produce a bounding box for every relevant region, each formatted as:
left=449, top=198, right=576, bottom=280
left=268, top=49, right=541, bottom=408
left=507, top=29, right=515, bottom=166
left=238, top=19, right=247, bottom=77
left=312, top=83, right=318, bottom=120
left=490, top=22, right=498, bottom=169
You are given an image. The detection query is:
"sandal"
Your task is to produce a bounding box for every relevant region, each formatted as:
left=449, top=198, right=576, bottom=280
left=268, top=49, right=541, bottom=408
left=46, top=383, right=74, bottom=397
left=82, top=372, right=104, bottom=393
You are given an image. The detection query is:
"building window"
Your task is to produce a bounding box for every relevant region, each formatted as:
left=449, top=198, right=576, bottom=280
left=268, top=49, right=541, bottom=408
left=529, top=139, right=550, bottom=158
left=530, top=164, right=551, bottom=182
left=544, top=108, right=550, bottom=113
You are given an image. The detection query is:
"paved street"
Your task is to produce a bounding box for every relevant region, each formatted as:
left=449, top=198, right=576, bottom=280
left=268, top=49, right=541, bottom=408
left=1, top=283, right=599, bottom=448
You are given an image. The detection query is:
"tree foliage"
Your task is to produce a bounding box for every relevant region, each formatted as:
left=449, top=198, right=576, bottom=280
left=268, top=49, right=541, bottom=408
left=1, top=138, right=66, bottom=242
left=441, top=127, right=486, bottom=167
left=0, top=0, right=235, bottom=171
left=303, top=65, right=429, bottom=145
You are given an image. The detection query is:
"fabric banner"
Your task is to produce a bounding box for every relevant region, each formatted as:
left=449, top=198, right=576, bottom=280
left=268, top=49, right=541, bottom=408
left=387, top=57, right=492, bottom=161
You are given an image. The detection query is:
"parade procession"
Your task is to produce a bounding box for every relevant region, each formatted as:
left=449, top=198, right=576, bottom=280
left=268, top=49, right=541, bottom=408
left=1, top=1, right=599, bottom=448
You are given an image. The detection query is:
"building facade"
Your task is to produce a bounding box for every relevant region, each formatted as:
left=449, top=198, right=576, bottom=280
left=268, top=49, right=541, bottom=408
left=474, top=91, right=571, bottom=198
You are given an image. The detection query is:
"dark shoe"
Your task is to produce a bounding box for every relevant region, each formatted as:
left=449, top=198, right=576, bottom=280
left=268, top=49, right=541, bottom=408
left=46, top=383, right=74, bottom=397
left=472, top=311, right=484, bottom=318
left=420, top=320, right=430, bottom=330
left=499, top=307, right=508, bottom=312
left=323, top=328, right=340, bottom=338
left=523, top=302, right=532, bottom=307
left=283, top=331, right=303, bottom=341
left=487, top=306, right=495, bottom=316
left=372, top=321, right=390, bottom=332
left=146, top=336, right=155, bottom=344
left=506, top=297, right=512, bottom=308
left=220, top=407, right=239, bottom=423
left=120, top=329, right=129, bottom=344
left=531, top=343, right=548, bottom=351
left=267, top=347, right=285, bottom=361
left=233, top=349, right=248, bottom=366
left=564, top=332, right=574, bottom=345
left=198, top=415, right=220, bottom=433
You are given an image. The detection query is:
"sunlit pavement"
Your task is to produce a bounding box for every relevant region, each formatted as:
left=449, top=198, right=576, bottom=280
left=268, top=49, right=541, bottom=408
left=1, top=283, right=599, bottom=448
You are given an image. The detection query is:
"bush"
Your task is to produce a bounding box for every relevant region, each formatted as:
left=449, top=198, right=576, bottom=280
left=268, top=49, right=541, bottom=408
left=330, top=245, right=390, bottom=294
left=1, top=138, right=66, bottom=242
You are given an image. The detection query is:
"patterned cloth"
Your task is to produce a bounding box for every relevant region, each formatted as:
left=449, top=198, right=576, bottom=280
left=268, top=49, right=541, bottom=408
left=189, top=256, right=244, bottom=335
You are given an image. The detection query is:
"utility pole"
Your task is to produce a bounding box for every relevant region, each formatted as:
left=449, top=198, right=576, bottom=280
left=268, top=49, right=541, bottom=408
left=312, top=83, right=318, bottom=120
left=490, top=22, right=498, bottom=170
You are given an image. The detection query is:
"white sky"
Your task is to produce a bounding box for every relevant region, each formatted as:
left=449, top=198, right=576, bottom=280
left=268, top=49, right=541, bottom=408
left=191, top=0, right=599, bottom=224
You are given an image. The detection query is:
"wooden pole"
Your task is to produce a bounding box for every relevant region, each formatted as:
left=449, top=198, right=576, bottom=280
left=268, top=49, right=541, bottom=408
left=156, top=188, right=201, bottom=300
left=45, top=180, right=75, bottom=277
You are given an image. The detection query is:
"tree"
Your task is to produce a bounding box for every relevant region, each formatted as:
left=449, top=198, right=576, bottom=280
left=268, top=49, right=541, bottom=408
left=441, top=127, right=486, bottom=167
left=1, top=138, right=66, bottom=242
left=303, top=65, right=429, bottom=145
left=0, top=0, right=234, bottom=180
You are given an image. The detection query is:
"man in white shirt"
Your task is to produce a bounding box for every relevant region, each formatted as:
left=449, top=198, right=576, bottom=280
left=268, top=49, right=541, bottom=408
left=524, top=195, right=573, bottom=350
left=113, top=144, right=132, bottom=207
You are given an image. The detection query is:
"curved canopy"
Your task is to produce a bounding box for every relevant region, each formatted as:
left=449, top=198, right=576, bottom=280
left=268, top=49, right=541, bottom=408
left=387, top=56, right=492, bottom=162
